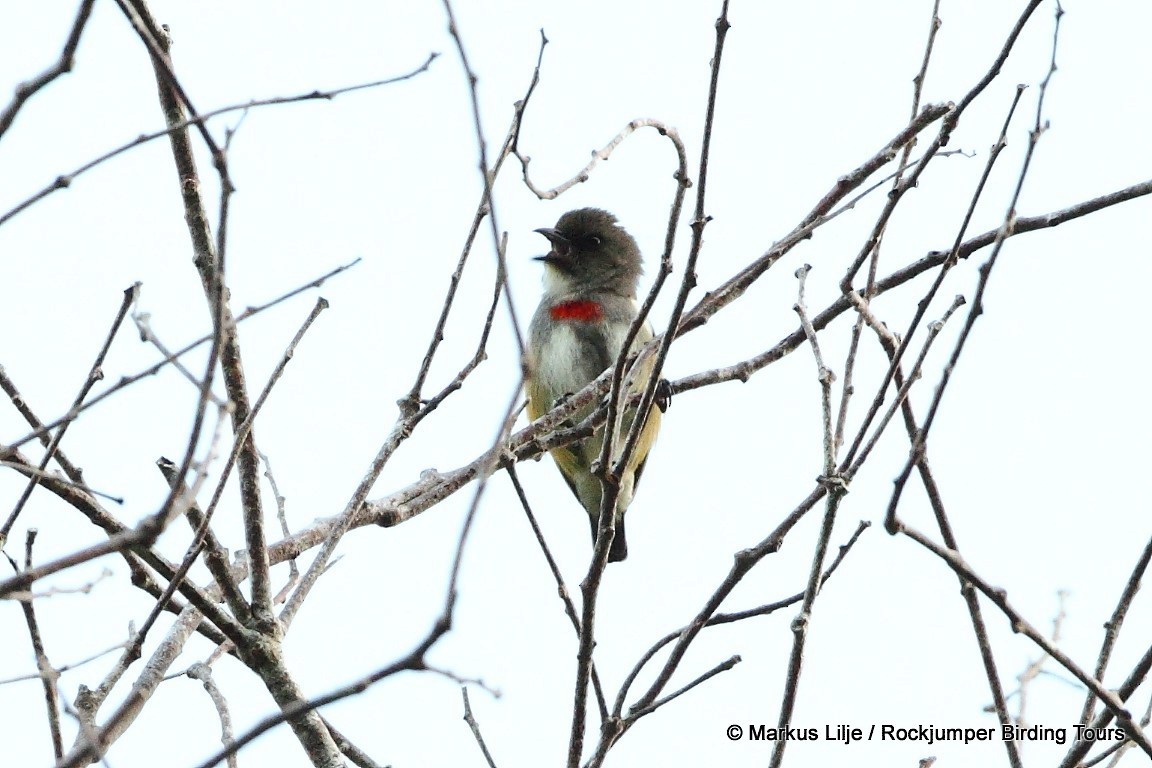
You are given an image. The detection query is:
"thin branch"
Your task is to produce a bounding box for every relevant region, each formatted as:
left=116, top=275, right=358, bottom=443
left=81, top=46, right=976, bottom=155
left=516, top=118, right=684, bottom=200
left=439, top=0, right=528, bottom=360
left=1, top=284, right=137, bottom=543
left=625, top=655, right=740, bottom=721
left=400, top=33, right=544, bottom=415
left=842, top=84, right=1027, bottom=479
left=192, top=398, right=523, bottom=768
left=868, top=305, right=1021, bottom=767
left=5, top=259, right=358, bottom=455
left=1009, top=591, right=1067, bottom=725
left=188, top=644, right=446, bottom=768
left=319, top=717, right=386, bottom=768
left=157, top=457, right=249, bottom=623
left=505, top=465, right=608, bottom=722
left=140, top=19, right=273, bottom=621
left=115, top=0, right=231, bottom=190
left=834, top=0, right=943, bottom=453
left=261, top=452, right=299, bottom=585
left=0, top=368, right=86, bottom=483
left=132, top=312, right=227, bottom=405
left=0, top=0, right=96, bottom=140
left=847, top=295, right=966, bottom=478
left=768, top=264, right=846, bottom=768
left=898, top=523, right=1151, bottom=757
left=10, top=531, right=65, bottom=759
left=886, top=2, right=1059, bottom=529
left=0, top=460, right=122, bottom=505
left=64, top=603, right=212, bottom=767
left=615, top=520, right=869, bottom=719
left=627, top=484, right=827, bottom=715
left=1060, top=641, right=1152, bottom=768
left=462, top=688, right=499, bottom=768
left=0, top=56, right=437, bottom=227
left=1080, top=535, right=1152, bottom=725
left=64, top=409, right=243, bottom=753
left=675, top=101, right=952, bottom=339
left=671, top=172, right=1152, bottom=399
left=0, top=632, right=130, bottom=687
left=569, top=0, right=720, bottom=755
left=186, top=663, right=238, bottom=768
left=173, top=297, right=330, bottom=629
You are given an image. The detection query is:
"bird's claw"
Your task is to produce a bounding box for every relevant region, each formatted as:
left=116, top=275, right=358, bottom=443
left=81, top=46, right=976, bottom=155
left=655, top=378, right=672, bottom=413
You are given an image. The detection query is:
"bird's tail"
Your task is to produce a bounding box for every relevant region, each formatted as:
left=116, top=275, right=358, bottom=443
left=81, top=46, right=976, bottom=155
left=588, top=513, right=628, bottom=562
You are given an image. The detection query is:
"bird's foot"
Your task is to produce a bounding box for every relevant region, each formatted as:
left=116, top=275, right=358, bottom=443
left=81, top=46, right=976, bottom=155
left=655, top=378, right=673, bottom=413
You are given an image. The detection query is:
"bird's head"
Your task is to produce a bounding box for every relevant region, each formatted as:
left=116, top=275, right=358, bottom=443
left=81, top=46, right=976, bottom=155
left=534, top=208, right=643, bottom=299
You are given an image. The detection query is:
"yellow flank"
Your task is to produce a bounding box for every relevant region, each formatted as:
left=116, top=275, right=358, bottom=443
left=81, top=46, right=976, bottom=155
left=525, top=347, right=660, bottom=519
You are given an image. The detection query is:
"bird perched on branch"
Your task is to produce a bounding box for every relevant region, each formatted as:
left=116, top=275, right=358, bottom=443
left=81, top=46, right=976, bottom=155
left=526, top=208, right=663, bottom=563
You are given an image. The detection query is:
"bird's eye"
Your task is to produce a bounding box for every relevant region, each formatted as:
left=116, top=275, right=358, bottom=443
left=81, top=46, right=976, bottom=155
left=588, top=235, right=601, bottom=247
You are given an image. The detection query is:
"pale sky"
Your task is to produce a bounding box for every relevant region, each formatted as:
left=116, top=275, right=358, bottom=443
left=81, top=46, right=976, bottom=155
left=2, top=1, right=1150, bottom=767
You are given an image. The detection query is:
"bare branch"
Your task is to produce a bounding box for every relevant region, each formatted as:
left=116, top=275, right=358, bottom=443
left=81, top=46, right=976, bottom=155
left=462, top=687, right=500, bottom=768
left=0, top=0, right=96, bottom=140
left=1, top=284, right=137, bottom=544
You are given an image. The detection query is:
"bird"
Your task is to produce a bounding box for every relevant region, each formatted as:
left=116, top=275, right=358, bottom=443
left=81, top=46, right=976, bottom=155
left=525, top=208, right=663, bottom=562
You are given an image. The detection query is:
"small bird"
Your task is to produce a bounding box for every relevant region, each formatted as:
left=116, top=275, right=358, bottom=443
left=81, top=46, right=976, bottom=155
left=526, top=208, right=662, bottom=562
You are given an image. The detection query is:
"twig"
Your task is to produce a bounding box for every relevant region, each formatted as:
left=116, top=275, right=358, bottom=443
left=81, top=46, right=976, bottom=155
left=1, top=284, right=137, bottom=543
left=0, top=0, right=96, bottom=140
left=768, top=265, right=846, bottom=768
left=898, top=524, right=1151, bottom=757
left=191, top=389, right=521, bottom=768
left=1080, top=536, right=1152, bottom=725
left=5, top=259, right=358, bottom=455
left=0, top=632, right=129, bottom=687
left=675, top=101, right=952, bottom=340
left=191, top=297, right=331, bottom=628
left=261, top=452, right=299, bottom=583
left=0, top=368, right=85, bottom=483
left=847, top=295, right=966, bottom=479
left=628, top=484, right=828, bottom=714
left=850, top=287, right=1019, bottom=768
left=834, top=0, right=943, bottom=453
left=505, top=465, right=608, bottom=721
left=626, top=655, right=740, bottom=720
left=319, top=717, right=386, bottom=768
left=11, top=530, right=65, bottom=759
left=186, top=663, right=237, bottom=768
left=0, top=461, right=122, bottom=505
left=614, top=520, right=869, bottom=719
left=462, top=687, right=499, bottom=768
left=63, top=603, right=214, bottom=767
left=886, top=1, right=1059, bottom=529
left=842, top=84, right=1027, bottom=479
left=517, top=118, right=683, bottom=200
left=670, top=173, right=1152, bottom=399
left=439, top=0, right=528, bottom=358
left=131, top=311, right=227, bottom=405
left=1010, top=591, right=1067, bottom=725
left=0, top=55, right=437, bottom=227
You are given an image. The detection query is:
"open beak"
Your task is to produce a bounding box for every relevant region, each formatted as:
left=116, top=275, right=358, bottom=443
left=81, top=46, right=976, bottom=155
left=534, top=227, right=571, bottom=264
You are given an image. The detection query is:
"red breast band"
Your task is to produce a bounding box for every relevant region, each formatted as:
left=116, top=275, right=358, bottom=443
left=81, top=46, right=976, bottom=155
left=549, top=300, right=604, bottom=323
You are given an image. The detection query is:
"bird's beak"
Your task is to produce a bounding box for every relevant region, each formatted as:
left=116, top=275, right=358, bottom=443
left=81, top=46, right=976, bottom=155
left=534, top=227, right=571, bottom=264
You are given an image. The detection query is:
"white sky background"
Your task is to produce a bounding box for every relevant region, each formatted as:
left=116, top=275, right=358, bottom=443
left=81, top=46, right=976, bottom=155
left=1, top=1, right=1151, bottom=767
